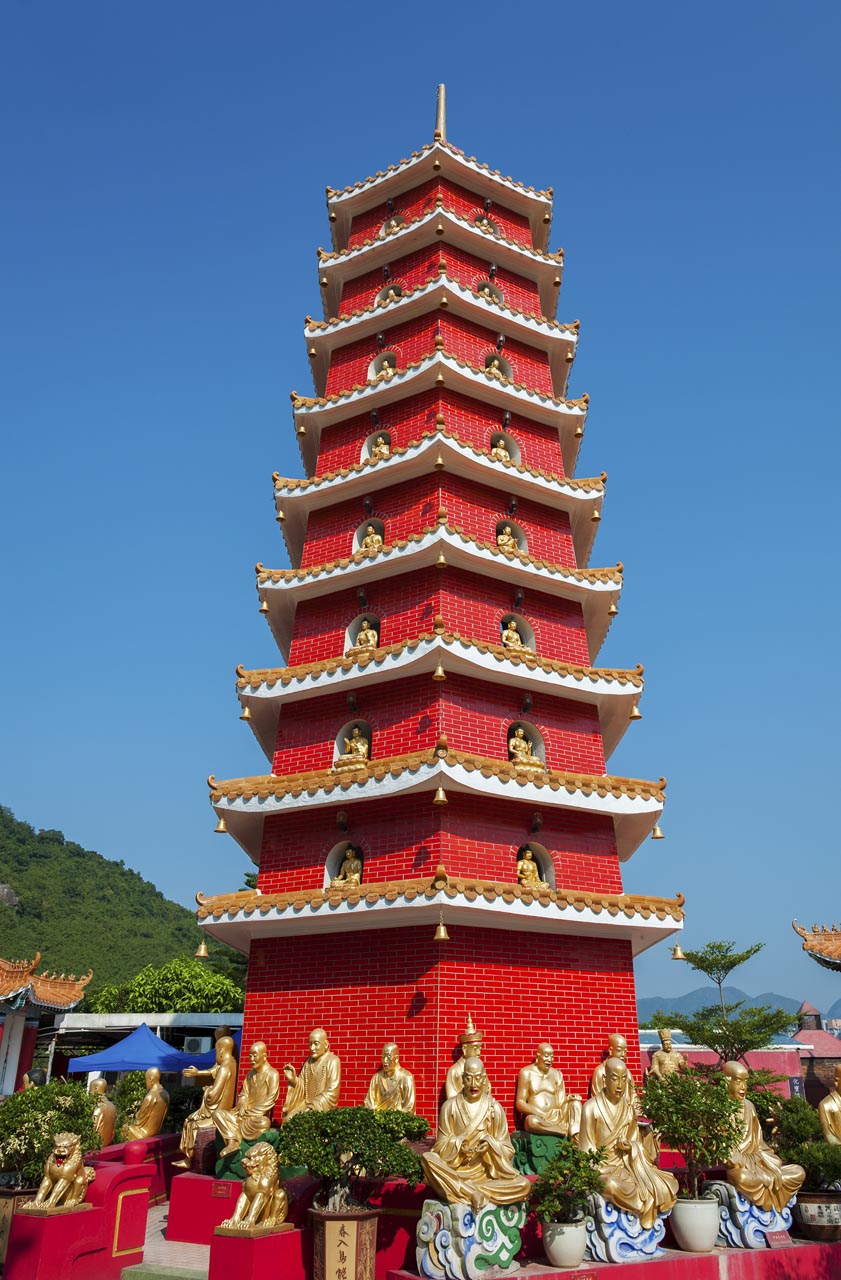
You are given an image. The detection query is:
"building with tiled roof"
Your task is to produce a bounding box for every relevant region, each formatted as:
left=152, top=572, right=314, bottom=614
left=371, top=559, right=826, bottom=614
left=0, top=954, right=91, bottom=1094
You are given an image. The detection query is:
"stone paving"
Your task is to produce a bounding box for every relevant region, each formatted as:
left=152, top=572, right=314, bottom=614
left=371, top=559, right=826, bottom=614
left=121, top=1202, right=209, bottom=1279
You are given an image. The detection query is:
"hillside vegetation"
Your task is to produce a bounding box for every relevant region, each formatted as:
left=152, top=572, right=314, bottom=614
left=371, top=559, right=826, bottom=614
left=0, top=804, right=229, bottom=993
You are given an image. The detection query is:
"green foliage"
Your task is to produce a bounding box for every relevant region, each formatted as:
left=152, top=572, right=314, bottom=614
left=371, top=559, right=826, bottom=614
left=681, top=940, right=764, bottom=993
left=784, top=1141, right=841, bottom=1192
left=770, top=1095, right=823, bottom=1154
left=641, top=1069, right=743, bottom=1199
left=0, top=1080, right=100, bottom=1186
left=0, top=804, right=246, bottom=992
left=277, top=1106, right=429, bottom=1210
left=528, top=1138, right=604, bottom=1223
left=650, top=1002, right=794, bottom=1064
left=112, top=1071, right=148, bottom=1133
left=86, top=957, right=243, bottom=1014
left=165, top=1084, right=204, bottom=1135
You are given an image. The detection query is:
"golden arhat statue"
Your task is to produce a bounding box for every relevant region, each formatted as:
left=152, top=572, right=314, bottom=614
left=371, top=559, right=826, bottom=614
left=214, top=1041, right=280, bottom=1157
left=648, top=1028, right=687, bottom=1079
left=363, top=1042, right=416, bottom=1113
left=515, top=1042, right=582, bottom=1137
left=334, top=726, right=370, bottom=770
left=20, top=1134, right=95, bottom=1213
left=500, top=618, right=533, bottom=654
left=489, top=438, right=510, bottom=462
left=516, top=847, right=548, bottom=889
left=348, top=618, right=379, bottom=655
left=722, top=1061, right=805, bottom=1211
left=360, top=524, right=383, bottom=552
left=174, top=1034, right=237, bottom=1168
left=445, top=1015, right=488, bottom=1098
left=89, top=1078, right=116, bottom=1148
left=331, top=845, right=363, bottom=887
left=508, top=726, right=544, bottom=771
left=578, top=1058, right=678, bottom=1229
left=371, top=435, right=391, bottom=461
left=421, top=1057, right=531, bottom=1211
left=819, top=1063, right=841, bottom=1144
left=217, top=1142, right=289, bottom=1235
left=590, top=1033, right=639, bottom=1107
left=496, top=525, right=518, bottom=553
left=122, top=1067, right=170, bottom=1141
left=282, top=1026, right=341, bottom=1121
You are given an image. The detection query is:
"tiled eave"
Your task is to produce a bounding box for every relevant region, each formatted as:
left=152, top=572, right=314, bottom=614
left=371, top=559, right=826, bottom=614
left=318, top=208, right=561, bottom=321
left=305, top=276, right=578, bottom=397
left=208, top=750, right=665, bottom=865
left=275, top=433, right=605, bottom=569
left=0, top=954, right=93, bottom=1012
left=196, top=871, right=682, bottom=958
left=792, top=920, right=841, bottom=972
left=293, top=353, right=588, bottom=476
left=327, top=141, right=553, bottom=253
left=256, top=526, right=622, bottom=661
left=236, top=632, right=643, bottom=762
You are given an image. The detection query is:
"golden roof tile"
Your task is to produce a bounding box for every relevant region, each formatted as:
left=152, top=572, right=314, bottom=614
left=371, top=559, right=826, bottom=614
left=327, top=141, right=553, bottom=202
left=318, top=205, right=562, bottom=264
left=0, top=954, right=93, bottom=1010
left=793, top=920, right=841, bottom=968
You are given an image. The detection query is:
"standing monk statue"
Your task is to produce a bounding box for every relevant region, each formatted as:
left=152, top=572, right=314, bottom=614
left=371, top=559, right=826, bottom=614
left=364, top=1042, right=416, bottom=1113
left=819, top=1064, right=841, bottom=1144
left=516, top=1042, right=582, bottom=1138
left=174, top=1035, right=237, bottom=1167
left=722, top=1061, right=804, bottom=1211
left=282, top=1027, right=341, bottom=1121
left=122, top=1067, right=170, bottom=1141
left=214, top=1041, right=280, bottom=1157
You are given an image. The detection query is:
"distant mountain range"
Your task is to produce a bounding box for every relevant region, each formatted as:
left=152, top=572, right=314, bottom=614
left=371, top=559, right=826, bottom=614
left=637, top=986, right=806, bottom=1025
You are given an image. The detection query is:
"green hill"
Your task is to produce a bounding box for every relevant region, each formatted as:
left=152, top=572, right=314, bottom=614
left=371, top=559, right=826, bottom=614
left=0, top=804, right=211, bottom=993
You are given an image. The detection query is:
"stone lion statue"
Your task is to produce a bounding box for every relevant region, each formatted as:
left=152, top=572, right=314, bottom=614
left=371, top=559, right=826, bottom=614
left=219, top=1141, right=289, bottom=1232
left=21, top=1133, right=95, bottom=1212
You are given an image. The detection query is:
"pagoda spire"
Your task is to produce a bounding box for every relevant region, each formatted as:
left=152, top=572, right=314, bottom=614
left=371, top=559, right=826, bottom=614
left=434, top=83, right=447, bottom=142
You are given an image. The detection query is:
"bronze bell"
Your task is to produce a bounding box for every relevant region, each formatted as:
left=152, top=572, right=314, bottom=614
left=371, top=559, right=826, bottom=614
left=574, top=424, right=584, bottom=438
left=194, top=940, right=210, bottom=960
left=433, top=786, right=448, bottom=805
left=629, top=704, right=642, bottom=721
left=591, top=508, right=601, bottom=523
left=434, top=453, right=445, bottom=470
left=433, top=663, right=446, bottom=682
left=608, top=600, right=619, bottom=617
left=436, top=552, right=447, bottom=569
left=671, top=944, right=685, bottom=961
left=434, top=911, right=450, bottom=942
left=259, top=599, right=269, bottom=614
left=214, top=815, right=228, bottom=835
left=239, top=705, right=252, bottom=722
left=651, top=824, right=664, bottom=840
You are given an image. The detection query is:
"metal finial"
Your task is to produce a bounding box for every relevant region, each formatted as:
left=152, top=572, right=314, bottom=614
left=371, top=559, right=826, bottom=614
left=435, top=84, right=447, bottom=142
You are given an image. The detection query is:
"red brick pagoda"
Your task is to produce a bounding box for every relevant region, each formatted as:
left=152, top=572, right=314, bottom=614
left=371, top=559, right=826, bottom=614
left=200, top=92, right=684, bottom=1121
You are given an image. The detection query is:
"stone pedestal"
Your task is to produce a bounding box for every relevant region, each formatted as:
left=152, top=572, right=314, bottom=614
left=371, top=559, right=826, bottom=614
left=584, top=1192, right=667, bottom=1263
left=167, top=1171, right=240, bottom=1244
left=416, top=1198, right=526, bottom=1279
left=511, top=1131, right=566, bottom=1175
left=209, top=1223, right=304, bottom=1280
left=706, top=1180, right=795, bottom=1248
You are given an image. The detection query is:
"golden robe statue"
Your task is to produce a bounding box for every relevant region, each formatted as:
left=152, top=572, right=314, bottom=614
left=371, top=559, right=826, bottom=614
left=648, top=1029, right=687, bottom=1078
left=516, top=1043, right=581, bottom=1137
left=89, top=1079, right=116, bottom=1147
left=819, top=1065, right=841, bottom=1145
left=215, top=1041, right=280, bottom=1156
left=363, top=1042, right=416, bottom=1112
left=175, top=1035, right=237, bottom=1167
left=421, top=1058, right=531, bottom=1211
left=578, top=1059, right=677, bottom=1229
left=282, top=1027, right=341, bottom=1120
left=723, top=1061, right=805, bottom=1211
left=445, top=1015, right=488, bottom=1098
left=122, top=1068, right=169, bottom=1141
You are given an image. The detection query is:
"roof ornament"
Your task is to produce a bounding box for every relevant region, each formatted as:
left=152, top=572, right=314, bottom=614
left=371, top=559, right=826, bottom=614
left=434, top=84, right=447, bottom=143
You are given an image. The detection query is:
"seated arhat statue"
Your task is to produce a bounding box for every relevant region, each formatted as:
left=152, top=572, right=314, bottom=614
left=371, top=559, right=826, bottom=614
left=331, top=845, right=363, bottom=887
left=122, top=1067, right=170, bottom=1141
left=445, top=1015, right=489, bottom=1099
left=508, top=726, right=544, bottom=771
left=590, top=1033, right=640, bottom=1108
left=496, top=525, right=519, bottom=553
left=500, top=618, right=533, bottom=654
left=376, top=358, right=395, bottom=381
left=819, top=1063, right=841, bottom=1144
left=578, top=1057, right=678, bottom=1230
left=89, top=1078, right=116, bottom=1147
left=489, top=438, right=510, bottom=463
left=174, top=1034, right=237, bottom=1167
left=421, top=1057, right=531, bottom=1211
left=364, top=1042, right=416, bottom=1113
left=516, top=846, right=548, bottom=889
left=485, top=356, right=506, bottom=381
left=360, top=524, right=383, bottom=552
left=214, top=1041, right=280, bottom=1157
left=282, top=1026, right=341, bottom=1121
left=335, top=726, right=369, bottom=769
left=371, top=435, right=391, bottom=461
left=516, top=1042, right=582, bottom=1137
left=722, top=1061, right=805, bottom=1211
left=648, top=1028, right=687, bottom=1079
left=348, top=618, right=379, bottom=654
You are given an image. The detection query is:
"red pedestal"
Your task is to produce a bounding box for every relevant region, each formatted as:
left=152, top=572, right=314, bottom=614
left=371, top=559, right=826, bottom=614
left=4, top=1146, right=153, bottom=1280
left=168, top=1170, right=320, bottom=1244
left=93, top=1130, right=180, bottom=1204
left=209, top=1226, right=306, bottom=1280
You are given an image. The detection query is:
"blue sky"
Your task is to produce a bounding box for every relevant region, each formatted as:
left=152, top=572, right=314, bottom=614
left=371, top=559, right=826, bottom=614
left=2, top=1, right=839, bottom=1009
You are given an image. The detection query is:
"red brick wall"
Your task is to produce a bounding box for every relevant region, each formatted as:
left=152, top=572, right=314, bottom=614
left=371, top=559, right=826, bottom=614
left=347, top=178, right=532, bottom=250
left=339, top=245, right=541, bottom=316
left=240, top=926, right=640, bottom=1124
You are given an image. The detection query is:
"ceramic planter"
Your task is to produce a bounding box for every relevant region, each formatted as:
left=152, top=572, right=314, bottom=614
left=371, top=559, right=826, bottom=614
left=792, top=1191, right=841, bottom=1242
left=542, top=1219, right=587, bottom=1268
left=310, top=1206, right=379, bottom=1280
left=670, top=1197, right=720, bottom=1252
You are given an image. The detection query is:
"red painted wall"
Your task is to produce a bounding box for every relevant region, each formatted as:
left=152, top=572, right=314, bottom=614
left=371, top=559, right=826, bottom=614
left=339, top=245, right=541, bottom=317
left=347, top=178, right=532, bottom=251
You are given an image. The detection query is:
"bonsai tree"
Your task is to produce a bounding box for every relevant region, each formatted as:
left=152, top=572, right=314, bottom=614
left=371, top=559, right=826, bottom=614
left=771, top=1094, right=841, bottom=1192
left=277, top=1106, right=429, bottom=1212
left=529, top=1138, right=604, bottom=1224
left=0, top=1079, right=100, bottom=1187
left=641, top=1069, right=742, bottom=1199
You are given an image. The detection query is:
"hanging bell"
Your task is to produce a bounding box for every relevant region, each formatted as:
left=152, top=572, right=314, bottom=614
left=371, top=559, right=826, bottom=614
left=629, top=704, right=642, bottom=721
left=194, top=940, right=210, bottom=959
left=574, top=424, right=584, bottom=439
left=434, top=911, right=450, bottom=942
left=214, top=815, right=228, bottom=834
left=240, top=705, right=252, bottom=722
left=433, top=663, right=446, bottom=682
left=607, top=600, right=618, bottom=617
left=671, top=944, right=685, bottom=961
left=296, top=421, right=306, bottom=437
left=591, top=508, right=601, bottom=523
left=651, top=824, right=664, bottom=840
left=276, top=509, right=286, bottom=523
left=433, top=786, right=448, bottom=806
left=259, top=599, right=270, bottom=615
left=436, top=552, right=447, bottom=569
left=434, top=453, right=445, bottom=470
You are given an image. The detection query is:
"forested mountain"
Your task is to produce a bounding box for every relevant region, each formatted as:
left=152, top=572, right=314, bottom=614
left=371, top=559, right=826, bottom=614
left=637, top=986, right=803, bottom=1025
left=0, top=805, right=214, bottom=992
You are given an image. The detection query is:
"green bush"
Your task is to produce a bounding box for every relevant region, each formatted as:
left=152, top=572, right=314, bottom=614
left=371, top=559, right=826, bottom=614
left=641, top=1069, right=743, bottom=1199
left=529, top=1139, right=604, bottom=1223
left=0, top=1080, right=100, bottom=1186
left=786, top=1141, right=841, bottom=1192
left=112, top=1071, right=148, bottom=1134
left=771, top=1094, right=824, bottom=1156
left=166, top=1084, right=203, bottom=1135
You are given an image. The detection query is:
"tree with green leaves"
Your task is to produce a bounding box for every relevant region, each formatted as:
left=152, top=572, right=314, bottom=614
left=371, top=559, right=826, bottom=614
left=651, top=939, right=794, bottom=1064
left=86, top=956, right=243, bottom=1013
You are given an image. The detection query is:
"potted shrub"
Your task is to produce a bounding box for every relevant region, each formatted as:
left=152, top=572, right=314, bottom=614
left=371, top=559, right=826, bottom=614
left=641, top=1068, right=742, bottom=1253
left=771, top=1095, right=841, bottom=1241
left=278, top=1106, right=429, bottom=1280
left=529, top=1138, right=604, bottom=1269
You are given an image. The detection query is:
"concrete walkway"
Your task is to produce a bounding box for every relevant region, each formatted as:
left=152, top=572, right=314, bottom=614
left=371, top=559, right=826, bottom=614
left=121, top=1203, right=209, bottom=1280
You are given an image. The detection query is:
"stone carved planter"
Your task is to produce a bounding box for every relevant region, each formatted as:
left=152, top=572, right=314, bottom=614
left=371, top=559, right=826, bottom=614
left=310, top=1206, right=379, bottom=1280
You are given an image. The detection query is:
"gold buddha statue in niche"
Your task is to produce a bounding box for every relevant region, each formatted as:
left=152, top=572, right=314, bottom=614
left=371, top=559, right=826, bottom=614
left=485, top=356, right=506, bottom=382
left=516, top=846, right=548, bottom=889
left=371, top=435, right=391, bottom=461
left=122, top=1067, right=169, bottom=1141
left=283, top=1027, right=341, bottom=1120
left=819, top=1064, right=841, bottom=1144
left=508, top=726, right=544, bottom=771
left=489, top=438, right=510, bottom=463
left=214, top=1041, right=280, bottom=1157
left=500, top=618, right=533, bottom=654
left=496, top=525, right=519, bottom=553
left=648, top=1028, right=687, bottom=1079
left=347, top=618, right=379, bottom=655
left=89, top=1078, right=116, bottom=1147
left=376, top=357, right=395, bottom=381
left=359, top=524, right=383, bottom=552
left=364, top=1042, right=416, bottom=1113
left=421, top=1057, right=531, bottom=1211
left=334, top=726, right=369, bottom=770
left=516, top=1042, right=582, bottom=1137
left=331, top=844, right=363, bottom=886
left=722, top=1060, right=804, bottom=1212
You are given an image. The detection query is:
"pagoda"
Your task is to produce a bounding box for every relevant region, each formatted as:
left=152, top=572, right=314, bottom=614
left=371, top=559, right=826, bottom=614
left=199, top=90, right=684, bottom=1121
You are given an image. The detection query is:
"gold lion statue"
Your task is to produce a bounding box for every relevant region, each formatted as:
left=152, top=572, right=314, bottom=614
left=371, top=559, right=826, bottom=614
left=21, top=1133, right=95, bottom=1212
left=219, top=1142, right=289, bottom=1233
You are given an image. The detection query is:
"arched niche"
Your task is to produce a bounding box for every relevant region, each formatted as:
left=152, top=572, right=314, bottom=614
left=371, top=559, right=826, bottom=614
left=476, top=280, right=503, bottom=305
left=489, top=432, right=521, bottom=464
left=323, top=840, right=365, bottom=889
left=507, top=720, right=547, bottom=770
left=380, top=214, right=405, bottom=237
left=353, top=518, right=385, bottom=554
left=484, top=352, right=512, bottom=381
left=515, top=842, right=556, bottom=890
left=474, top=214, right=499, bottom=235
left=361, top=431, right=392, bottom=463
left=495, top=519, right=528, bottom=556
left=500, top=613, right=535, bottom=653
left=333, top=719, right=372, bottom=769
left=375, top=283, right=404, bottom=306
left=344, top=614, right=381, bottom=655
left=368, top=351, right=398, bottom=382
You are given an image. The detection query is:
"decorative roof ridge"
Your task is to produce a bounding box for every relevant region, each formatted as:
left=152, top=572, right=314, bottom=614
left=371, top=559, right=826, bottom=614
left=255, top=527, right=622, bottom=586
left=207, top=750, right=666, bottom=804
left=235, top=635, right=642, bottom=691
left=196, top=876, right=683, bottom=922
left=318, top=206, right=562, bottom=265
left=291, top=353, right=589, bottom=411
left=273, top=429, right=603, bottom=493
left=326, top=141, right=553, bottom=202
left=304, top=277, right=579, bottom=333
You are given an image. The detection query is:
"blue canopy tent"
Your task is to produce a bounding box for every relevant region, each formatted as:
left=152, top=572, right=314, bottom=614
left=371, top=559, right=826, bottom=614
left=67, top=1022, right=241, bottom=1073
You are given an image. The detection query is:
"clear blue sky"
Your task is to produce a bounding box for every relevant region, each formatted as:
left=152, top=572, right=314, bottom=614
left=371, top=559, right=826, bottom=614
left=2, top=2, right=839, bottom=1009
